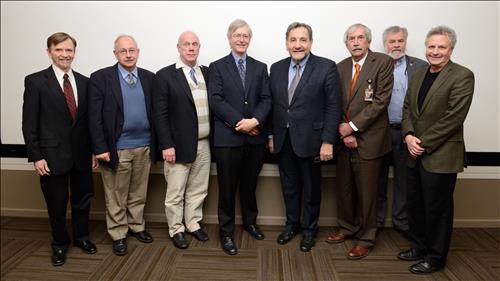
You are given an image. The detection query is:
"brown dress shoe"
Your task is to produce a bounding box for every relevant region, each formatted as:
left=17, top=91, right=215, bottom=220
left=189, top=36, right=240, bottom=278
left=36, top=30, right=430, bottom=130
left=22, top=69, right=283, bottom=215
left=347, top=246, right=370, bottom=260
left=325, top=232, right=346, bottom=244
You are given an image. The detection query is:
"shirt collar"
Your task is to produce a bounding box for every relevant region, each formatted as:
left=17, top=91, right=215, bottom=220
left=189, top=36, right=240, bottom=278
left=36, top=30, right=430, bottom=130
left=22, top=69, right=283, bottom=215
left=117, top=63, right=138, bottom=79
left=289, top=53, right=310, bottom=69
left=52, top=64, right=73, bottom=79
left=175, top=57, right=199, bottom=70
left=231, top=51, right=247, bottom=64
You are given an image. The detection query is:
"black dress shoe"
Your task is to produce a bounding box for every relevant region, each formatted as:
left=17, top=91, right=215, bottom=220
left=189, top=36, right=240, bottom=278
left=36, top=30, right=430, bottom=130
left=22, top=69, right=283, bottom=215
left=277, top=228, right=298, bottom=245
left=300, top=236, right=315, bottom=252
left=112, top=238, right=128, bottom=256
left=409, top=260, right=443, bottom=274
left=51, top=247, right=67, bottom=266
left=398, top=248, right=424, bottom=261
left=172, top=232, right=189, bottom=249
left=244, top=224, right=264, bottom=240
left=189, top=229, right=209, bottom=241
left=73, top=239, right=97, bottom=254
left=128, top=230, right=153, bottom=243
left=220, top=236, right=238, bottom=255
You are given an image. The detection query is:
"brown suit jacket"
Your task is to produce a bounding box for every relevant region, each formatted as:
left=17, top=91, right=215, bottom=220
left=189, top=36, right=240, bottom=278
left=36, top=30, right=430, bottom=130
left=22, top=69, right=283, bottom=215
left=402, top=61, right=474, bottom=173
left=337, top=50, right=394, bottom=160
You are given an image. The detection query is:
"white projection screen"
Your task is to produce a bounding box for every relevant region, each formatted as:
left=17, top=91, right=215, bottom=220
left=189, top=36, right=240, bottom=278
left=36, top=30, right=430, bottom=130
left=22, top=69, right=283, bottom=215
left=1, top=1, right=499, bottom=154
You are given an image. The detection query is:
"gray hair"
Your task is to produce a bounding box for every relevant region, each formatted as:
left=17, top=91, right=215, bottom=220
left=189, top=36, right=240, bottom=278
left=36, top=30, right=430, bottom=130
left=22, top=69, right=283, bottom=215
left=382, top=25, right=408, bottom=44
left=285, top=22, right=313, bottom=41
left=227, top=19, right=252, bottom=39
left=113, top=35, right=138, bottom=50
left=425, top=25, right=457, bottom=49
left=343, top=23, right=372, bottom=44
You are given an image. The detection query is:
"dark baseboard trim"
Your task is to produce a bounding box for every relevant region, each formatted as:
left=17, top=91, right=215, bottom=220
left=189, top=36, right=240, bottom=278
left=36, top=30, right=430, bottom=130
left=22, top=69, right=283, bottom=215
left=2, top=144, right=499, bottom=166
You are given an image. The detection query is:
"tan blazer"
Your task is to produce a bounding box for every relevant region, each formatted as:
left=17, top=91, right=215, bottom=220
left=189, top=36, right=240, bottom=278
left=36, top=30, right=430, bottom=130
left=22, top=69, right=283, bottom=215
left=337, top=50, right=394, bottom=160
left=402, top=61, right=474, bottom=173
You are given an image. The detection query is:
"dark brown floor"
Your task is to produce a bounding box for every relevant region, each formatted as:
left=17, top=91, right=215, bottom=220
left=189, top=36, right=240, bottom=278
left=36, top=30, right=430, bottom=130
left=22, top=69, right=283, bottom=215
left=1, top=217, right=499, bottom=281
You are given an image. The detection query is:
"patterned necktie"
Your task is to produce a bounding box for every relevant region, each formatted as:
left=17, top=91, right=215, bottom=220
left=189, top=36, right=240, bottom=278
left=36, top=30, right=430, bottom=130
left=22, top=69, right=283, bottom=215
left=189, top=68, right=198, bottom=85
left=238, top=58, right=245, bottom=88
left=127, top=73, right=136, bottom=86
left=288, top=64, right=301, bottom=104
left=63, top=73, right=77, bottom=121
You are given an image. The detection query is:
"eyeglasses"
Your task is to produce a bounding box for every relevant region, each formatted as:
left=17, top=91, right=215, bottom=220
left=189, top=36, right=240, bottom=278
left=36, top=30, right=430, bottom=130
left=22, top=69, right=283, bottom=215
left=116, top=48, right=137, bottom=55
left=232, top=33, right=250, bottom=40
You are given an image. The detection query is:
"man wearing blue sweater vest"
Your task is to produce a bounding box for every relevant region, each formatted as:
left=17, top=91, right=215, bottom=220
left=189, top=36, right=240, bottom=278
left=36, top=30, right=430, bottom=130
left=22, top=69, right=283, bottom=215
left=88, top=35, right=156, bottom=256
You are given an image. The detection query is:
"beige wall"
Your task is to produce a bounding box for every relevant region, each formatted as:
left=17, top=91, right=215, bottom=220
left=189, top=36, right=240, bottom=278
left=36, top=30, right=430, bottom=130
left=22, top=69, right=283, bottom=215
left=1, top=163, right=499, bottom=228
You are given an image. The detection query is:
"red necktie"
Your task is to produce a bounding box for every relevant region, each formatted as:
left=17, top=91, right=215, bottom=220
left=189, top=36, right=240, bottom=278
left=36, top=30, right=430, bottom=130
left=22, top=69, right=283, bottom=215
left=63, top=73, right=77, bottom=121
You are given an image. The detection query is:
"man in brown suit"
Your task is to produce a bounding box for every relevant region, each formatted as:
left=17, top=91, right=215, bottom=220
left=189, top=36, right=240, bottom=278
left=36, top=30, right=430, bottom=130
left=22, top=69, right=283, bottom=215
left=398, top=26, right=474, bottom=274
left=326, top=23, right=393, bottom=259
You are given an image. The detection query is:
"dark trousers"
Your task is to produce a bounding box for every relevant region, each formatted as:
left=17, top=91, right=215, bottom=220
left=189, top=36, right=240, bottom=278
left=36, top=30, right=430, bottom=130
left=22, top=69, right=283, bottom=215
left=277, top=132, right=321, bottom=237
left=335, top=149, right=382, bottom=248
left=377, top=127, right=409, bottom=230
left=40, top=165, right=94, bottom=249
left=407, top=159, right=457, bottom=266
left=214, top=144, right=265, bottom=236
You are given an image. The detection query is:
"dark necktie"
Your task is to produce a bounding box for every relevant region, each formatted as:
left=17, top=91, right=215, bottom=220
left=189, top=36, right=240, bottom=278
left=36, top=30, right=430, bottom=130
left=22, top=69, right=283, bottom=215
left=288, top=64, right=301, bottom=104
left=63, top=73, right=77, bottom=121
left=238, top=58, right=245, bottom=88
left=189, top=68, right=198, bottom=85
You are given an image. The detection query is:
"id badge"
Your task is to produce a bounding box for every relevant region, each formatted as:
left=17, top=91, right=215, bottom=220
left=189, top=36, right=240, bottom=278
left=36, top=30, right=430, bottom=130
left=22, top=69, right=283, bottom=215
left=364, top=79, right=373, bottom=102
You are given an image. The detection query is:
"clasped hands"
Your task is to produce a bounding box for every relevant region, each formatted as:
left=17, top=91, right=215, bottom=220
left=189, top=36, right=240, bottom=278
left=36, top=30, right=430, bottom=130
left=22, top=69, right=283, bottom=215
left=338, top=122, right=358, bottom=149
left=235, top=118, right=260, bottom=136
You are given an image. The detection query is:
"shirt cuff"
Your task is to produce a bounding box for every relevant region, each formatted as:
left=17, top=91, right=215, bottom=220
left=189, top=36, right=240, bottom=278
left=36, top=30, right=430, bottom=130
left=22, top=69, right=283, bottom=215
left=349, top=121, right=359, bottom=132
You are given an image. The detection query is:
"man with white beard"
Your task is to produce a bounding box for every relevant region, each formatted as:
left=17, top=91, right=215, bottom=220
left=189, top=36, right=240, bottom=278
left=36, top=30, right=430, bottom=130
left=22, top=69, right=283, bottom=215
left=376, top=26, right=427, bottom=237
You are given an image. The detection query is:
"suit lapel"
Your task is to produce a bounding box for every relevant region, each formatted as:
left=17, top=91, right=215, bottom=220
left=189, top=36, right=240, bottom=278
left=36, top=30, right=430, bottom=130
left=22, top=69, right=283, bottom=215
left=176, top=67, right=195, bottom=105
left=74, top=72, right=86, bottom=122
left=110, top=65, right=124, bottom=114
left=138, top=68, right=152, bottom=116
left=225, top=54, right=246, bottom=94
left=350, top=51, right=374, bottom=103
left=44, top=67, right=73, bottom=123
left=339, top=60, right=353, bottom=112
left=420, top=62, right=453, bottom=114
left=244, top=57, right=256, bottom=98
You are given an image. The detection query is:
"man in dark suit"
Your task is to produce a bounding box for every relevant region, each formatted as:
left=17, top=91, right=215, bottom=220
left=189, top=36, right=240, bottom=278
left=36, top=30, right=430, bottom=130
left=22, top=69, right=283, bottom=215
left=152, top=31, right=211, bottom=249
left=268, top=22, right=342, bottom=252
left=398, top=26, right=474, bottom=274
left=88, top=35, right=155, bottom=256
left=209, top=19, right=272, bottom=255
left=377, top=26, right=428, bottom=236
left=22, top=32, right=98, bottom=266
left=326, top=23, right=393, bottom=259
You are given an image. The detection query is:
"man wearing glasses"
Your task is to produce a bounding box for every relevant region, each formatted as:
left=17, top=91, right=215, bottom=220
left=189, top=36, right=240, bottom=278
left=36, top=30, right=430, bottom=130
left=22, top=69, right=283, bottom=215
left=208, top=19, right=272, bottom=255
left=152, top=31, right=211, bottom=249
left=88, top=35, right=156, bottom=256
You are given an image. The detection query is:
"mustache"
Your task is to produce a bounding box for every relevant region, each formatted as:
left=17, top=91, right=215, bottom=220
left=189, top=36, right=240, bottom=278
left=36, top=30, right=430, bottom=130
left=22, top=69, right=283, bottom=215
left=352, top=48, right=363, bottom=52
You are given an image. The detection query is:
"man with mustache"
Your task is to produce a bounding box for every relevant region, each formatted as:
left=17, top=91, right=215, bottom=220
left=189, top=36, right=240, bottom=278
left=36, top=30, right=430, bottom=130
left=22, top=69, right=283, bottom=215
left=269, top=22, right=341, bottom=252
left=208, top=19, right=271, bottom=255
left=22, top=32, right=99, bottom=266
left=88, top=35, right=156, bottom=256
left=377, top=26, right=427, bottom=238
left=326, top=23, right=393, bottom=259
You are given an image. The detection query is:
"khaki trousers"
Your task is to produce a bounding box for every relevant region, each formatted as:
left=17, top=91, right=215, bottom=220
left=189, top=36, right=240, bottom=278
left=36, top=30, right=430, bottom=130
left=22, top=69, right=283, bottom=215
left=101, top=146, right=151, bottom=241
left=164, top=139, right=210, bottom=237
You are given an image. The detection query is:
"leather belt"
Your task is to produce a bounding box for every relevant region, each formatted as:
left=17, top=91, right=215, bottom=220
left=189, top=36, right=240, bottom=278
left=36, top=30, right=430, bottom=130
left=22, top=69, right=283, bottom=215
left=389, top=123, right=402, bottom=129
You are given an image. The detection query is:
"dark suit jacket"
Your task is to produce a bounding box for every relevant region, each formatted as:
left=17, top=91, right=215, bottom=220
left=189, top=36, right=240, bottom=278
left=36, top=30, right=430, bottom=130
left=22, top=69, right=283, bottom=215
left=402, top=61, right=474, bottom=173
left=88, top=63, right=156, bottom=169
left=270, top=53, right=342, bottom=158
left=405, top=55, right=428, bottom=81
left=208, top=54, right=271, bottom=147
left=22, top=66, right=92, bottom=175
left=152, top=64, right=210, bottom=163
left=337, top=50, right=394, bottom=160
